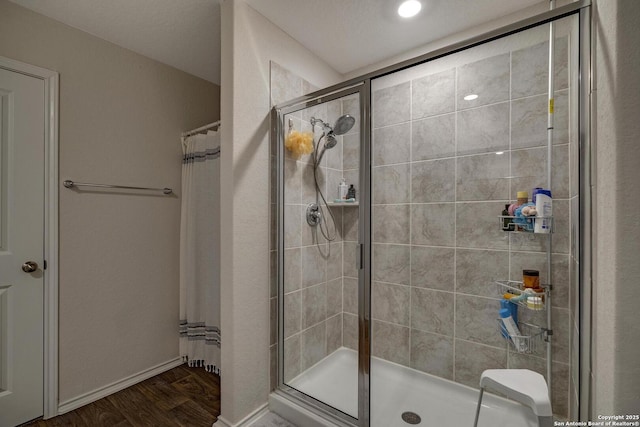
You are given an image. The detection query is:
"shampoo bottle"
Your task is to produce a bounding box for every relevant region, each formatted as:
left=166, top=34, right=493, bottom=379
left=338, top=178, right=348, bottom=200
left=534, top=189, right=553, bottom=233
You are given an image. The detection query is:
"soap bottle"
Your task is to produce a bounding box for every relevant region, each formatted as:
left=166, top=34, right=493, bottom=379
left=347, top=184, right=356, bottom=200
left=338, top=178, right=348, bottom=200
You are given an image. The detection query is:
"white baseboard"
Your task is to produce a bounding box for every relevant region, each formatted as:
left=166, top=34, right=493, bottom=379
left=213, top=417, right=232, bottom=427
left=57, top=357, right=184, bottom=414
left=214, top=403, right=269, bottom=427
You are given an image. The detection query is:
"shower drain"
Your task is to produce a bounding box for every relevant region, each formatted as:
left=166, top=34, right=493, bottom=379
left=401, top=411, right=422, bottom=424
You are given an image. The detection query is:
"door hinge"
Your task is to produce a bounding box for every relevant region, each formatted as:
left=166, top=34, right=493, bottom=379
left=43, top=260, right=47, bottom=270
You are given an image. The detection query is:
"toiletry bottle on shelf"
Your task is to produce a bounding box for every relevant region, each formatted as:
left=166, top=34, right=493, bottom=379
left=347, top=184, right=356, bottom=200
left=501, top=204, right=514, bottom=231
left=499, top=308, right=527, bottom=352
left=513, top=190, right=535, bottom=231
left=517, top=191, right=529, bottom=205
left=508, top=191, right=529, bottom=216
left=531, top=187, right=542, bottom=203
left=527, top=296, right=544, bottom=310
left=523, top=269, right=540, bottom=289
left=532, top=187, right=543, bottom=203
left=338, top=178, right=348, bottom=200
left=500, top=299, right=518, bottom=341
left=534, top=189, right=553, bottom=233
left=527, top=297, right=544, bottom=311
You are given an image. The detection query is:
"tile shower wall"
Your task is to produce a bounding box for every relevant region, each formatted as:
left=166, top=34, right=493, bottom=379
left=270, top=61, right=318, bottom=388
left=280, top=97, right=352, bottom=384
left=335, top=95, right=362, bottom=354
left=271, top=62, right=362, bottom=386
left=370, top=38, right=575, bottom=417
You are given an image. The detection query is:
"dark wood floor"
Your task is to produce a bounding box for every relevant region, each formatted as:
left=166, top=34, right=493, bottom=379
left=25, top=364, right=220, bottom=427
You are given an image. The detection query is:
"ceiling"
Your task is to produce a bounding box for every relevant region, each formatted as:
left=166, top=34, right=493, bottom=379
left=10, top=0, right=544, bottom=85
left=246, top=0, right=542, bottom=75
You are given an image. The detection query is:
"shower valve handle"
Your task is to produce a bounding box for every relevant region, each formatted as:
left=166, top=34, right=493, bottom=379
left=306, top=203, right=322, bottom=226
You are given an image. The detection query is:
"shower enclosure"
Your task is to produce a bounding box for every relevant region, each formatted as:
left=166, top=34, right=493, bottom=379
left=271, top=3, right=589, bottom=426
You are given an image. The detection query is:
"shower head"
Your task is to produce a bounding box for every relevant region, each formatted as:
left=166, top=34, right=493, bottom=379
left=324, top=134, right=338, bottom=149
left=321, top=114, right=354, bottom=152
left=310, top=114, right=356, bottom=167
left=310, top=114, right=356, bottom=137
left=332, top=114, right=356, bottom=135
left=314, top=134, right=336, bottom=167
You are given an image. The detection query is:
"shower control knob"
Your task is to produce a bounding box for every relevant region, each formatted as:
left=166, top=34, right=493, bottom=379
left=306, top=203, right=322, bottom=226
left=22, top=261, right=38, bottom=273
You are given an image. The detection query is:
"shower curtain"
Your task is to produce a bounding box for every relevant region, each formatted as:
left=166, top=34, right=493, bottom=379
left=179, top=130, right=221, bottom=374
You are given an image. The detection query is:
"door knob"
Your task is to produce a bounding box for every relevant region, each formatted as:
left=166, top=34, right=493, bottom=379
left=22, top=261, right=38, bottom=273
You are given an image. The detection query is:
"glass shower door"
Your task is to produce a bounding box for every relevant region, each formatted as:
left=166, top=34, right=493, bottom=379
left=368, top=14, right=578, bottom=426
left=278, top=86, right=364, bottom=422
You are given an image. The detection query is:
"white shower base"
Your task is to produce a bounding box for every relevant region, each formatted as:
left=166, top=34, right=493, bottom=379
left=282, top=347, right=539, bottom=427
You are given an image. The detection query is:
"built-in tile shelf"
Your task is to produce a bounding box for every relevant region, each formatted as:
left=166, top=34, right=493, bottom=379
left=327, top=202, right=359, bottom=207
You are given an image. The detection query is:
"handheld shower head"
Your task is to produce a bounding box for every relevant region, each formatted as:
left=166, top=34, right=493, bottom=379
left=324, top=134, right=338, bottom=149
left=310, top=114, right=356, bottom=167
left=315, top=133, right=336, bottom=167
left=306, top=113, right=356, bottom=243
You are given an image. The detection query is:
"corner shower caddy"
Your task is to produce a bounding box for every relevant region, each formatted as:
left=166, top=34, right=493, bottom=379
left=495, top=278, right=551, bottom=354
left=496, top=214, right=554, bottom=380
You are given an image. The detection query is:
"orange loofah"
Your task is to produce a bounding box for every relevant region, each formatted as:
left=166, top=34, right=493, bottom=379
left=284, top=130, right=314, bottom=159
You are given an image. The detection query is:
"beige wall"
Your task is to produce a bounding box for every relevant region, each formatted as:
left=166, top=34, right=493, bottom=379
left=218, top=0, right=341, bottom=424
left=0, top=0, right=220, bottom=404
left=592, top=0, right=640, bottom=416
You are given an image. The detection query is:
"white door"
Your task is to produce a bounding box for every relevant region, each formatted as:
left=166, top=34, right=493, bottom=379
left=0, top=67, right=45, bottom=426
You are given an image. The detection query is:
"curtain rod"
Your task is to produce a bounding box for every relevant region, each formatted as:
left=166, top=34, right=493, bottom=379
left=182, top=120, right=220, bottom=138
left=63, top=180, right=172, bottom=194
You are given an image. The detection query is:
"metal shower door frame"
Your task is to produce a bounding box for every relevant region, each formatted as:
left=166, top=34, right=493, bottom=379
left=273, top=82, right=372, bottom=427
left=272, top=1, right=592, bottom=424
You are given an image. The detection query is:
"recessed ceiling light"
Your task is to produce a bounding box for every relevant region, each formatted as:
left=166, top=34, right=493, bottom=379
left=464, top=94, right=479, bottom=101
left=398, top=0, right=422, bottom=18
left=496, top=151, right=504, bottom=155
